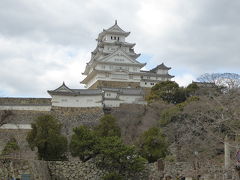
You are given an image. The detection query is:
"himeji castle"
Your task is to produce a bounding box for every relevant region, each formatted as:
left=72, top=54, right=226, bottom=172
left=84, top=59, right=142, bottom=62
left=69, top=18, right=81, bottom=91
left=48, top=21, right=174, bottom=108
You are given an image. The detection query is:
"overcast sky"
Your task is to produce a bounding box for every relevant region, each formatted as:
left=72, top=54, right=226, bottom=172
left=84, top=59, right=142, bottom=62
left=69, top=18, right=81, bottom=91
left=0, top=0, right=240, bottom=97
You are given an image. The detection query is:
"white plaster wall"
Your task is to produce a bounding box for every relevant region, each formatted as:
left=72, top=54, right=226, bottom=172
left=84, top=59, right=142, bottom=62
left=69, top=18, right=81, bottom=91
left=133, top=75, right=141, bottom=80
left=51, top=95, right=103, bottom=107
left=104, top=95, right=146, bottom=107
left=0, top=124, right=32, bottom=130
left=104, top=100, right=121, bottom=107
left=0, top=105, right=51, bottom=111
left=157, top=69, right=168, bottom=75
left=85, top=75, right=97, bottom=89
left=140, top=81, right=156, bottom=88
left=119, top=95, right=144, bottom=103
left=104, top=91, right=118, bottom=99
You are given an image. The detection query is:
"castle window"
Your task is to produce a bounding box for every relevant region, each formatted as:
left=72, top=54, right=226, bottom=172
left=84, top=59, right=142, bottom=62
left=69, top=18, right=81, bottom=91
left=114, top=37, right=116, bottom=40
left=106, top=93, right=111, bottom=96
left=150, top=83, right=155, bottom=85
left=111, top=36, right=113, bottom=39
left=145, top=82, right=147, bottom=85
left=117, top=37, right=120, bottom=41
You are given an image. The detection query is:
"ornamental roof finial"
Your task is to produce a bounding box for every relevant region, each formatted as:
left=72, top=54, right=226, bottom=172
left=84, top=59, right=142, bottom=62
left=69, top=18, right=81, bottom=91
left=115, top=20, right=117, bottom=25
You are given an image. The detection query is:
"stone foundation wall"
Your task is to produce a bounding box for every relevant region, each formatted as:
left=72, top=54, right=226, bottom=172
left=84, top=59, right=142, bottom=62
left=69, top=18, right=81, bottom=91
left=48, top=160, right=106, bottom=180
left=0, top=160, right=51, bottom=180
left=1, top=159, right=239, bottom=180
left=0, top=106, right=104, bottom=136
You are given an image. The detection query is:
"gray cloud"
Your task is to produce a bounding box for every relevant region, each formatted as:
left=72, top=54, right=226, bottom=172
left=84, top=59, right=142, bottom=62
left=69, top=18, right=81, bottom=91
left=0, top=0, right=240, bottom=96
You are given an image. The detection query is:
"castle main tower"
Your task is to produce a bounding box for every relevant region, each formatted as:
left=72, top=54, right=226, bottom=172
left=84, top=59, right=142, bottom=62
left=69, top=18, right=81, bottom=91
left=81, top=21, right=173, bottom=89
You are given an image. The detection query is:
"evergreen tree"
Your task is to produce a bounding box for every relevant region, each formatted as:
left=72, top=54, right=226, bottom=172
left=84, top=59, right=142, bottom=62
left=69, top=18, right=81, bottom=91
left=27, top=115, right=67, bottom=160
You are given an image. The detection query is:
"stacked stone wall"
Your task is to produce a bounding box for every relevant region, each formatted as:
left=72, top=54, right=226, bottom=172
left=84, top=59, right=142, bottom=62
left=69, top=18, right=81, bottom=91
left=0, top=106, right=104, bottom=134
left=0, top=159, right=51, bottom=180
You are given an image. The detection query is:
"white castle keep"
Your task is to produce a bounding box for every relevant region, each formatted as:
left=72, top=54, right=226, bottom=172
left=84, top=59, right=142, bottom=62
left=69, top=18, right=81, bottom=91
left=48, top=21, right=174, bottom=108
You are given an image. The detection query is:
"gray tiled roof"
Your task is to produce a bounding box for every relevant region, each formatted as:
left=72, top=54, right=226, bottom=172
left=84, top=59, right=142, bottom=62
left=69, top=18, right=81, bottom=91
left=72, top=89, right=103, bottom=95
left=48, top=83, right=145, bottom=96
left=48, top=83, right=103, bottom=96
left=102, top=87, right=145, bottom=95
left=150, top=63, right=171, bottom=72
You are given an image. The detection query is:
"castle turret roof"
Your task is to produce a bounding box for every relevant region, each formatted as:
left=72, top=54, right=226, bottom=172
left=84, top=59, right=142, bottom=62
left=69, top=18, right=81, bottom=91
left=150, top=63, right=171, bottom=72
left=97, top=20, right=130, bottom=41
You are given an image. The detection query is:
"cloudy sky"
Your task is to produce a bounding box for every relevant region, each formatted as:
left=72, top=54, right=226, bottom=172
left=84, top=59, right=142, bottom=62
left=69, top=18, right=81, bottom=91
left=0, top=0, right=240, bottom=97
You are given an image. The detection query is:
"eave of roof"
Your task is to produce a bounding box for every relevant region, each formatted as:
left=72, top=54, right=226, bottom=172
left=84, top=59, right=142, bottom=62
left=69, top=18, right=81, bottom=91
left=150, top=63, right=171, bottom=72
left=48, top=89, right=102, bottom=96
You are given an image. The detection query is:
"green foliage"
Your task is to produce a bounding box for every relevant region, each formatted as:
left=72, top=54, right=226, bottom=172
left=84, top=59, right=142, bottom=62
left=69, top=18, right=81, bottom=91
left=1, top=138, right=19, bottom=155
left=148, top=81, right=189, bottom=104
left=70, top=126, right=99, bottom=162
left=70, top=116, right=146, bottom=177
left=160, top=106, right=180, bottom=126
left=95, top=115, right=121, bottom=137
left=138, top=127, right=168, bottom=163
left=26, top=115, right=68, bottom=161
left=186, top=83, right=199, bottom=94
left=102, top=172, right=123, bottom=180
left=96, top=136, right=146, bottom=175
left=148, top=81, right=201, bottom=104
left=159, top=96, right=200, bottom=126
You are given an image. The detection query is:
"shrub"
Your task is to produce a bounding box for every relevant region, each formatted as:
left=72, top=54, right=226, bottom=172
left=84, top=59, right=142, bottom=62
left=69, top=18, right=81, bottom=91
left=95, top=115, right=121, bottom=137
left=138, top=127, right=168, bottom=163
left=1, top=138, right=19, bottom=155
left=27, top=115, right=68, bottom=160
left=70, top=126, right=99, bottom=162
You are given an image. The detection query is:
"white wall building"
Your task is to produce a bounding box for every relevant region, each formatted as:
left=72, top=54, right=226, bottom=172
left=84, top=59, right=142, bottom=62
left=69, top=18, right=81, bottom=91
left=48, top=83, right=146, bottom=108
left=81, top=20, right=174, bottom=89
left=48, top=21, right=174, bottom=108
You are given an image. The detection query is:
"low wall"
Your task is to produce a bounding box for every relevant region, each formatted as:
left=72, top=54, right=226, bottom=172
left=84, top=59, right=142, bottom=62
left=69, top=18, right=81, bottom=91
left=0, top=98, right=51, bottom=105
left=0, top=97, right=51, bottom=111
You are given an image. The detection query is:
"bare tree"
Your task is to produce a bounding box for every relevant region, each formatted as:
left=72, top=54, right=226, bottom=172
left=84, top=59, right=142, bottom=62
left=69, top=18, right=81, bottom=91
left=197, top=73, right=240, bottom=90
